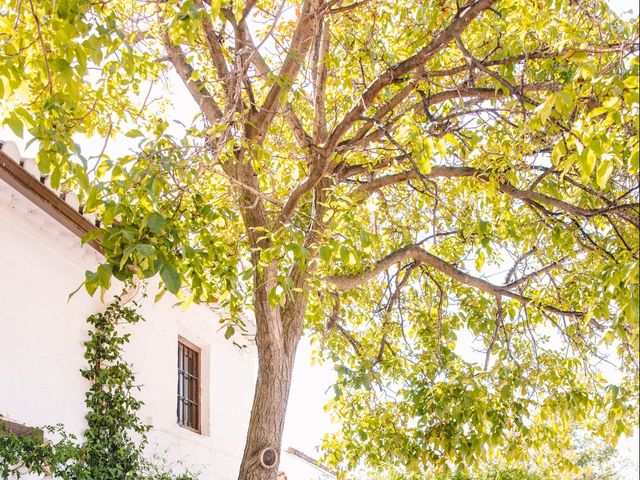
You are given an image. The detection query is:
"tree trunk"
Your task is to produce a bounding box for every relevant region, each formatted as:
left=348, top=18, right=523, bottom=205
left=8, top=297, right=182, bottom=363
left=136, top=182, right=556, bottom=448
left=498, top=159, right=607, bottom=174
left=237, top=341, right=296, bottom=480
left=237, top=270, right=304, bottom=480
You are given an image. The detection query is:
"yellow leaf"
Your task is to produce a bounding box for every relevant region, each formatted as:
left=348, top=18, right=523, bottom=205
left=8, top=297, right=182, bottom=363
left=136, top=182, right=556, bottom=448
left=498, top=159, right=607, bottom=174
left=596, top=159, right=613, bottom=189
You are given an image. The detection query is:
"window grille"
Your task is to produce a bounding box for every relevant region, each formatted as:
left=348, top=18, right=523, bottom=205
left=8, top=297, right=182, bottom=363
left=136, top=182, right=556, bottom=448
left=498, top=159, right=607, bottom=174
left=177, top=340, right=200, bottom=432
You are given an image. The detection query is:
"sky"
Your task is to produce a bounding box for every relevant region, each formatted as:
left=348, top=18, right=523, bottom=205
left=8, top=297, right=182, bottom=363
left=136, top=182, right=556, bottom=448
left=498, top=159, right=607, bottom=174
left=608, top=0, right=637, bottom=16
left=1, top=0, right=639, bottom=476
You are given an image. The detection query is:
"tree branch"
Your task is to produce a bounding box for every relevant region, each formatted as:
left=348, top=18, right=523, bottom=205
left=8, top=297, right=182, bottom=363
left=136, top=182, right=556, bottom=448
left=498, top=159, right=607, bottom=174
left=238, top=18, right=313, bottom=150
left=505, top=256, right=569, bottom=290
left=312, top=17, right=330, bottom=142
left=194, top=0, right=232, bottom=101
left=273, top=152, right=329, bottom=228
left=324, top=0, right=499, bottom=153
left=356, top=165, right=639, bottom=227
left=484, top=296, right=501, bottom=371
left=338, top=83, right=561, bottom=151
left=419, top=43, right=637, bottom=80
left=251, top=0, right=321, bottom=140
left=339, top=42, right=635, bottom=150
left=324, top=0, right=370, bottom=15
left=161, top=31, right=223, bottom=123
left=326, top=244, right=583, bottom=318
left=355, top=165, right=477, bottom=193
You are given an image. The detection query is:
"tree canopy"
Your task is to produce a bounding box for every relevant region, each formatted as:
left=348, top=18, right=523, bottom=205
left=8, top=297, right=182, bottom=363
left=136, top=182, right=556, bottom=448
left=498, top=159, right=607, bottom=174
left=1, top=0, right=638, bottom=478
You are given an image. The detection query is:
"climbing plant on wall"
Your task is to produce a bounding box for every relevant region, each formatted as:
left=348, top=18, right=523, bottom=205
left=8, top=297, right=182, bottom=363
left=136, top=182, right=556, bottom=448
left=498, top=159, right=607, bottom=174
left=0, top=298, right=197, bottom=480
left=81, top=300, right=150, bottom=479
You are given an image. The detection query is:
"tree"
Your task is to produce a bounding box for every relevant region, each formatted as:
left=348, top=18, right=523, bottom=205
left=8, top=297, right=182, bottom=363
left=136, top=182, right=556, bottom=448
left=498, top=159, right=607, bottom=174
left=342, top=429, right=631, bottom=479
left=1, top=0, right=638, bottom=479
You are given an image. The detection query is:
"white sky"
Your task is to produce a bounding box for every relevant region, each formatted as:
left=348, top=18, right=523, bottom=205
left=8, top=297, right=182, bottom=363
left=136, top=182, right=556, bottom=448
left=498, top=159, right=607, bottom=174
left=282, top=338, right=336, bottom=457
left=608, top=0, right=638, bottom=16
left=1, top=0, right=638, bottom=475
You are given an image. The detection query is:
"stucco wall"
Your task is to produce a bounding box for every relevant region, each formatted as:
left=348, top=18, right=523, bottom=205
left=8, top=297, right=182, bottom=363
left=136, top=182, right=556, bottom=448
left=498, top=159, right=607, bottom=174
left=0, top=176, right=257, bottom=479
left=279, top=451, right=334, bottom=480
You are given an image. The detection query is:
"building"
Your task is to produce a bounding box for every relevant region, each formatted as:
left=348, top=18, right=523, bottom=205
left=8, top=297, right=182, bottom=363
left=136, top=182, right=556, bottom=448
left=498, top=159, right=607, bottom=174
left=279, top=448, right=335, bottom=480
left=0, top=141, right=258, bottom=479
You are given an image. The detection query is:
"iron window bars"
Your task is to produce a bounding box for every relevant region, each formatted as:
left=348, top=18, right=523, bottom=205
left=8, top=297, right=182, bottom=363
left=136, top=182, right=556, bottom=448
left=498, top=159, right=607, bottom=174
left=177, top=339, right=200, bottom=432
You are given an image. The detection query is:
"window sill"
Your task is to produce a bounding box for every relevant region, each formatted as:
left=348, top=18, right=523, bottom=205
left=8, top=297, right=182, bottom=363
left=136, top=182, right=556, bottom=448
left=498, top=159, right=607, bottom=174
left=178, top=423, right=202, bottom=436
left=151, top=422, right=212, bottom=447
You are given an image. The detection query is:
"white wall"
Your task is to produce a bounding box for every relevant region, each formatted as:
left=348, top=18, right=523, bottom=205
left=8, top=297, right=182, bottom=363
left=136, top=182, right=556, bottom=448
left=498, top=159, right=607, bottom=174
left=0, top=176, right=257, bottom=479
left=279, top=451, right=334, bottom=480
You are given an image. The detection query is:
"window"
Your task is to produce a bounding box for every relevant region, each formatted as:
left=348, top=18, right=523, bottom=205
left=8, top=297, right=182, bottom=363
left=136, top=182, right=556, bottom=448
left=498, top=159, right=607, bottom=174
left=177, top=339, right=200, bottom=432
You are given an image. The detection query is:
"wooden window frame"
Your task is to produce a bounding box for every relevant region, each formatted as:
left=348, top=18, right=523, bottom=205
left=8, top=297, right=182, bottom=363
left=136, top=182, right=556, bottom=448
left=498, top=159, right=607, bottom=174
left=177, top=337, right=201, bottom=434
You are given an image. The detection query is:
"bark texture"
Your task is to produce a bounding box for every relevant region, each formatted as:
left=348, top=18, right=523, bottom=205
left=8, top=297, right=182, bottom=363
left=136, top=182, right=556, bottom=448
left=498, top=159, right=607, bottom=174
left=237, top=270, right=303, bottom=480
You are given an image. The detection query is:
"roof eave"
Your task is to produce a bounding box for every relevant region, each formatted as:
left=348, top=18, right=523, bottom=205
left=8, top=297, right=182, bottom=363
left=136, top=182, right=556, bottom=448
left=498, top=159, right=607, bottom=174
left=0, top=142, right=102, bottom=253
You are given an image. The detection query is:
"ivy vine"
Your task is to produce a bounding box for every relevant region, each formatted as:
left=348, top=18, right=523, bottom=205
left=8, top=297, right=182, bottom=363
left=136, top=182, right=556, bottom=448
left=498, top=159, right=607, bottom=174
left=81, top=300, right=149, bottom=479
left=0, top=298, right=197, bottom=480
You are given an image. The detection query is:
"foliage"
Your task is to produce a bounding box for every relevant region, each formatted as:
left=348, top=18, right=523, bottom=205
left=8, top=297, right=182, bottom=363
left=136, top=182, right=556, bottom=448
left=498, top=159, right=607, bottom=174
left=367, top=468, right=543, bottom=480
left=1, top=0, right=639, bottom=477
left=0, top=425, right=80, bottom=479
left=0, top=299, right=197, bottom=480
left=353, top=431, right=628, bottom=480
left=80, top=300, right=150, bottom=479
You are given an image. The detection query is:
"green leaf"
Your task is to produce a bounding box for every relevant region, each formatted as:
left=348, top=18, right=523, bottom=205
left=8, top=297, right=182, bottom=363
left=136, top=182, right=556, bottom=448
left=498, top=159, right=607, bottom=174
left=286, top=242, right=310, bottom=260
left=359, top=230, right=371, bottom=248
left=136, top=243, right=156, bottom=257
left=416, top=152, right=431, bottom=175
left=75, top=164, right=90, bottom=191
left=319, top=245, right=333, bottom=261
left=68, top=281, right=85, bottom=302
left=6, top=114, right=23, bottom=138
left=50, top=166, right=61, bottom=189
left=145, top=212, right=166, bottom=234
left=551, top=141, right=567, bottom=165
left=224, top=325, right=235, bottom=339
left=555, top=91, right=575, bottom=118
left=475, top=250, right=485, bottom=271
left=96, top=160, right=111, bottom=178
left=154, top=287, right=167, bottom=303
left=81, top=229, right=102, bottom=246
left=120, top=244, right=138, bottom=269
left=97, top=264, right=112, bottom=288
left=268, top=285, right=284, bottom=307
left=160, top=262, right=181, bottom=294
left=339, top=245, right=351, bottom=263
left=125, top=129, right=144, bottom=138
left=209, top=0, right=222, bottom=18
left=416, top=138, right=433, bottom=174
left=578, top=149, right=597, bottom=181
left=112, top=165, right=125, bottom=181
left=85, top=270, right=100, bottom=296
